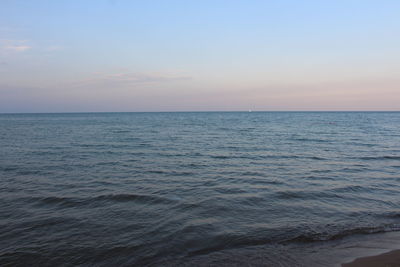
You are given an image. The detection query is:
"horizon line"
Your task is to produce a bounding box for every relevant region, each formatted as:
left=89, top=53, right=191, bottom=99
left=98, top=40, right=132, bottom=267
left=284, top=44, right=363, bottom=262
left=1, top=110, right=400, bottom=115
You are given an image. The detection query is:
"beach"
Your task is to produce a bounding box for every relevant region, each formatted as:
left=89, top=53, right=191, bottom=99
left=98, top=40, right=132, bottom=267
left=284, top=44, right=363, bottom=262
left=343, top=250, right=400, bottom=267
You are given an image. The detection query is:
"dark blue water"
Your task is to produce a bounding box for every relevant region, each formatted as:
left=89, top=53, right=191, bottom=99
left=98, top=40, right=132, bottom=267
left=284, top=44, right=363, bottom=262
left=1, top=112, right=400, bottom=266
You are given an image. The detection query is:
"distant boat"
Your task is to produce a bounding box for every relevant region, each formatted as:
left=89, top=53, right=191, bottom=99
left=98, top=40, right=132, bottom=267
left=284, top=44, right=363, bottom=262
left=249, top=110, right=252, bottom=112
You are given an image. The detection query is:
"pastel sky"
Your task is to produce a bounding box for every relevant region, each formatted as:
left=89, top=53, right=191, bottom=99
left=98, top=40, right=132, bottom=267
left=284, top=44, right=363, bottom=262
left=1, top=0, right=399, bottom=112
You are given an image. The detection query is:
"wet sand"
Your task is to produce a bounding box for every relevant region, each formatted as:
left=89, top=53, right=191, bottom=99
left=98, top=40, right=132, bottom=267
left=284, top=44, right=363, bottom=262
left=342, top=249, right=400, bottom=267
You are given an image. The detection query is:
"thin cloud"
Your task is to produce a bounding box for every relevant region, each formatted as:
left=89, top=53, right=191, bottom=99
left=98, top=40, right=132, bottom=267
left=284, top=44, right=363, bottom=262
left=73, top=72, right=192, bottom=87
left=0, top=39, right=31, bottom=53
left=5, top=45, right=31, bottom=52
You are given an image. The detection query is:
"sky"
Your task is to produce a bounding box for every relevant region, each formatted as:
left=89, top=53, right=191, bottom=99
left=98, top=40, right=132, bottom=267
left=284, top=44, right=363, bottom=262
left=0, top=0, right=399, bottom=112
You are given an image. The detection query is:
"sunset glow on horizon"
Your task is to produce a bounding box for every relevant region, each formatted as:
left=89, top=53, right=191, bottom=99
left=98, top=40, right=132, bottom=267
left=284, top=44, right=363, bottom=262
left=1, top=0, right=399, bottom=112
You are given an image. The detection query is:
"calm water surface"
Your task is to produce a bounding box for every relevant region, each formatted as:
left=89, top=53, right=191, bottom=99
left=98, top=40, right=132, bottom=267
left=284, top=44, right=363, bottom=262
left=1, top=112, right=400, bottom=266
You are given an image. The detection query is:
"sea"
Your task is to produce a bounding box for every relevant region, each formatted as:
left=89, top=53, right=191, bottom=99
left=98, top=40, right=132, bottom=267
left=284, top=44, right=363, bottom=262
left=1, top=112, right=400, bottom=266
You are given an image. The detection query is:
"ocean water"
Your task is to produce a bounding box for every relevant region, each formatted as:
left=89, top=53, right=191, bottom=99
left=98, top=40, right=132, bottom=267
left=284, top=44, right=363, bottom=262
left=1, top=112, right=400, bottom=266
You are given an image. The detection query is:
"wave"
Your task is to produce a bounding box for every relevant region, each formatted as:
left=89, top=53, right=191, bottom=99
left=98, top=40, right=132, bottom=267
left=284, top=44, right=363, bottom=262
left=29, top=193, right=177, bottom=208
left=378, top=211, right=400, bottom=219
left=0, top=166, right=18, bottom=172
left=162, top=221, right=400, bottom=260
left=210, top=154, right=301, bottom=160
left=274, top=190, right=339, bottom=200
left=286, top=224, right=400, bottom=243
left=359, top=155, right=400, bottom=160
left=93, top=193, right=174, bottom=203
left=146, top=170, right=195, bottom=176
left=329, top=185, right=366, bottom=193
left=291, top=137, right=332, bottom=143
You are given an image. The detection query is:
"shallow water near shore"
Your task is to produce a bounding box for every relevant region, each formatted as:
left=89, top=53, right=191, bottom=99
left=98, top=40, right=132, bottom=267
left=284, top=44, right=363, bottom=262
left=1, top=112, right=400, bottom=266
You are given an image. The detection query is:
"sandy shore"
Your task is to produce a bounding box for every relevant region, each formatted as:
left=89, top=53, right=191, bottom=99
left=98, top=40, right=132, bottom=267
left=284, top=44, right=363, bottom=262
left=342, top=249, right=400, bottom=267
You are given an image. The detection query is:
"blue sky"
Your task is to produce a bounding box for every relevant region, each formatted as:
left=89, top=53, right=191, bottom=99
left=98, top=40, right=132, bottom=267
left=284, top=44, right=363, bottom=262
left=1, top=0, right=399, bottom=112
